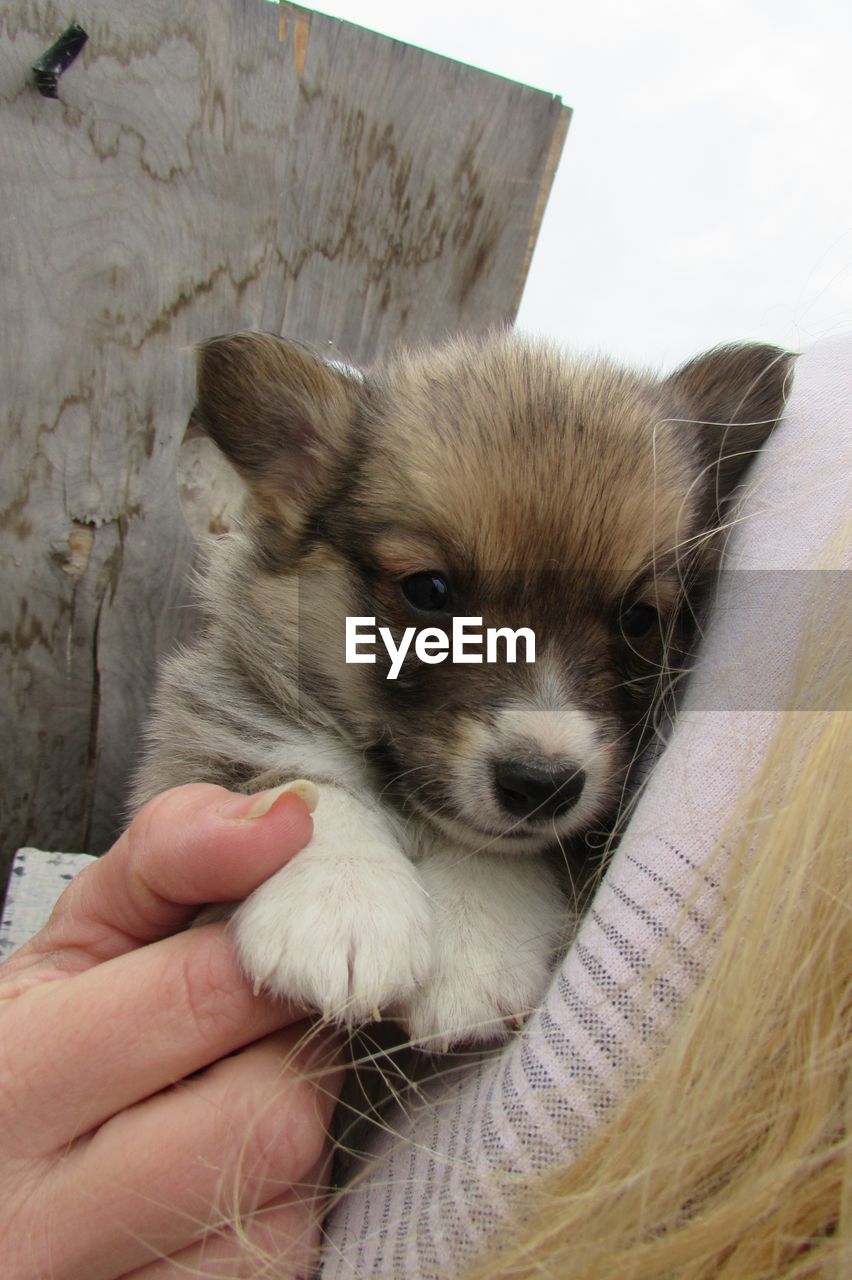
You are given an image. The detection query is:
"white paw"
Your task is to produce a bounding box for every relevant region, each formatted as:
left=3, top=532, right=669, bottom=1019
left=399, top=928, right=555, bottom=1051
left=396, top=849, right=567, bottom=1051
left=232, top=837, right=434, bottom=1026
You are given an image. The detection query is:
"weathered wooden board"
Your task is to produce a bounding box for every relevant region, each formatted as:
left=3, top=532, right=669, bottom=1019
left=0, top=0, right=569, bottom=876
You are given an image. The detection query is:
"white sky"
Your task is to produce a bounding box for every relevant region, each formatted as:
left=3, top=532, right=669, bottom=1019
left=278, top=0, right=852, bottom=372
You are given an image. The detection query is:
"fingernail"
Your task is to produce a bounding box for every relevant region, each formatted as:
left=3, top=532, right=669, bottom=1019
left=220, top=780, right=320, bottom=820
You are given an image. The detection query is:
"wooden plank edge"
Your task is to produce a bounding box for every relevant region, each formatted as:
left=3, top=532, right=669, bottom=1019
left=511, top=100, right=573, bottom=320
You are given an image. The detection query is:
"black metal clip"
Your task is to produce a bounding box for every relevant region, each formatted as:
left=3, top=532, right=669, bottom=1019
left=32, top=23, right=88, bottom=99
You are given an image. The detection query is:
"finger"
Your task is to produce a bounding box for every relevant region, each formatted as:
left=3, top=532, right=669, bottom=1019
left=118, top=1153, right=333, bottom=1280
left=15, top=1024, right=343, bottom=1280
left=2, top=781, right=316, bottom=974
left=3, top=924, right=327, bottom=1154
left=119, top=1181, right=327, bottom=1279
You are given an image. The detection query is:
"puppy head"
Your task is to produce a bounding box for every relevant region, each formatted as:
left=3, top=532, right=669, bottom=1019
left=194, top=330, right=793, bottom=853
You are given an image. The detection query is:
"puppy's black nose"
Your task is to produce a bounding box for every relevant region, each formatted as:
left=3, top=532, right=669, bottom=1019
left=493, top=760, right=586, bottom=821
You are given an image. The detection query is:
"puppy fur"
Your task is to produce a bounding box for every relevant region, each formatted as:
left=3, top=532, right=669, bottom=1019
left=132, top=330, right=793, bottom=1048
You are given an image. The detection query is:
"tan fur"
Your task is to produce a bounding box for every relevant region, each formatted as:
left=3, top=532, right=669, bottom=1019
left=370, top=336, right=697, bottom=579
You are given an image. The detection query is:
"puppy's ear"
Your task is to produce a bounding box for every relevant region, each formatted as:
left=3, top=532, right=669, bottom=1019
left=193, top=331, right=362, bottom=538
left=665, top=342, right=796, bottom=514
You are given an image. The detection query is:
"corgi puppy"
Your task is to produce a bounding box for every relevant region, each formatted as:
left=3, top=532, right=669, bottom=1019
left=132, top=331, right=792, bottom=1048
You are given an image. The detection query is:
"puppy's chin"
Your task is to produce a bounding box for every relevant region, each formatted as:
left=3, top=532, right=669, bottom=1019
left=414, top=801, right=591, bottom=856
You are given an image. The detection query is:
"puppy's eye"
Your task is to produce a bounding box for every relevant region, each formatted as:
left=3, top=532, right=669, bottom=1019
left=399, top=572, right=452, bottom=613
left=620, top=602, right=658, bottom=640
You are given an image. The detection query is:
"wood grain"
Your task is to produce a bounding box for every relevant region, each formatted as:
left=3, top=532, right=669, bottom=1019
left=0, top=0, right=570, bottom=877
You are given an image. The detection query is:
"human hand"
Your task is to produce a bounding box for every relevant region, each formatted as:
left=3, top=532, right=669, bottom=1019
left=0, top=783, right=343, bottom=1279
